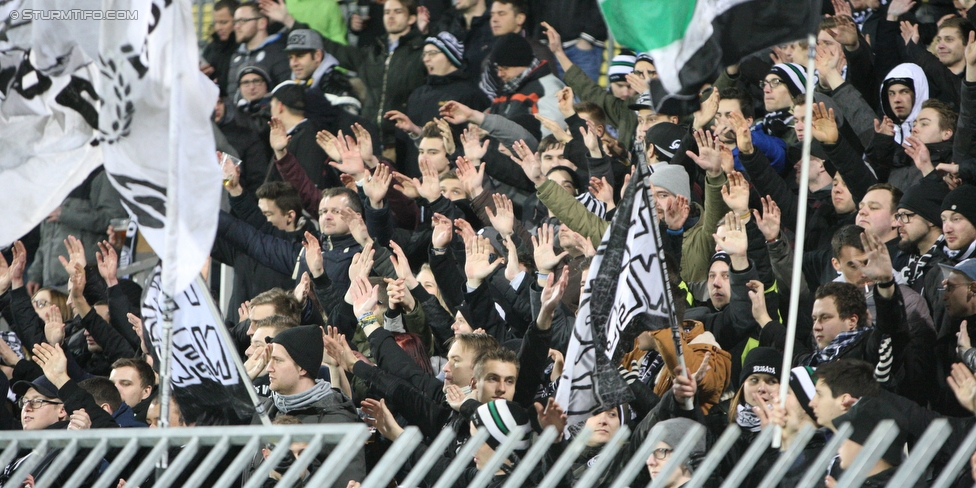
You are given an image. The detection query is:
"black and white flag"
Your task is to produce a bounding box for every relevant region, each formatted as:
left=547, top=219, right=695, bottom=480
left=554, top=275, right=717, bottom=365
left=142, top=265, right=254, bottom=424
left=555, top=173, right=672, bottom=428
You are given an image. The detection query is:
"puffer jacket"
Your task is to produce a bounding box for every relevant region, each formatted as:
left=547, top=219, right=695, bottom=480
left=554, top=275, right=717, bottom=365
left=650, top=320, right=731, bottom=414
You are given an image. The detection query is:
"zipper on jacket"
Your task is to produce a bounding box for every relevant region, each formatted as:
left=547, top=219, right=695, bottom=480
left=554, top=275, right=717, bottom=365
left=377, top=49, right=393, bottom=130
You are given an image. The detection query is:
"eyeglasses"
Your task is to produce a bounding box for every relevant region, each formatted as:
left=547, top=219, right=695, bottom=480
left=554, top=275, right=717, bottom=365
left=759, top=79, right=785, bottom=90
left=233, top=17, right=261, bottom=25
left=942, top=282, right=968, bottom=293
left=651, top=447, right=673, bottom=460
left=239, top=79, right=267, bottom=87
left=18, top=398, right=63, bottom=409
left=894, top=212, right=916, bottom=224
left=32, top=299, right=50, bottom=309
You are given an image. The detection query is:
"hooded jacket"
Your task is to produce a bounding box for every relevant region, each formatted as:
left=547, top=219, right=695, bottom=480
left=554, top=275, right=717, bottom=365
left=880, top=63, right=930, bottom=144
left=227, top=32, right=292, bottom=96
left=296, top=53, right=362, bottom=115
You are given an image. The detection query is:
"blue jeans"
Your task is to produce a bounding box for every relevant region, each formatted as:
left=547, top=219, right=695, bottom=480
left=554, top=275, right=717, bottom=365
left=561, top=44, right=604, bottom=82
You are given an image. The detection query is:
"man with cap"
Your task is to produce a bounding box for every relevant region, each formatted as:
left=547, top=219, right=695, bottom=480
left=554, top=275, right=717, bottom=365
left=932, top=258, right=976, bottom=416
left=628, top=93, right=680, bottom=168
left=457, top=400, right=534, bottom=485
left=257, top=325, right=365, bottom=488
left=643, top=122, right=687, bottom=167
left=227, top=3, right=291, bottom=97
left=236, top=65, right=274, bottom=132
left=284, top=29, right=361, bottom=115
left=263, top=81, right=340, bottom=190
left=487, top=33, right=565, bottom=136
left=385, top=31, right=490, bottom=177
left=478, top=0, right=558, bottom=100
left=829, top=395, right=907, bottom=486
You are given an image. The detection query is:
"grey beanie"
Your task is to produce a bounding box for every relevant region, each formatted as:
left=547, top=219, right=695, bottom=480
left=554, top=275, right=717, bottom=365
left=649, top=164, right=691, bottom=201
left=656, top=418, right=706, bottom=457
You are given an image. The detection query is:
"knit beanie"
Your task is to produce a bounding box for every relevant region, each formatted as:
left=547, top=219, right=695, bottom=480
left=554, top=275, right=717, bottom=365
left=789, top=366, right=817, bottom=421
left=899, top=179, right=950, bottom=226
left=271, top=325, right=323, bottom=376
left=635, top=52, right=654, bottom=67
left=942, top=184, right=976, bottom=226
left=648, top=164, right=691, bottom=201
left=832, top=396, right=906, bottom=466
left=237, top=65, right=272, bottom=86
left=472, top=400, right=531, bottom=454
left=709, top=252, right=732, bottom=271
left=426, top=31, right=465, bottom=68
left=644, top=122, right=686, bottom=163
left=656, top=418, right=706, bottom=456
left=768, top=63, right=807, bottom=97
left=739, top=347, right=782, bottom=385
left=490, top=33, right=534, bottom=67
left=608, top=54, right=636, bottom=83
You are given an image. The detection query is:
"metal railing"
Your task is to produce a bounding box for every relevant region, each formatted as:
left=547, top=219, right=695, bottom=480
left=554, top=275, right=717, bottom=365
left=0, top=419, right=973, bottom=488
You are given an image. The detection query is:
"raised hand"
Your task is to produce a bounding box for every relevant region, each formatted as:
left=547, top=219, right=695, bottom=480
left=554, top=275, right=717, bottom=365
left=959, top=320, right=972, bottom=357
left=510, top=140, right=546, bottom=186
left=534, top=397, right=567, bottom=439
left=831, top=0, right=853, bottom=18
left=434, top=118, right=457, bottom=154
left=347, top=242, right=375, bottom=283
left=967, top=31, right=976, bottom=82
left=903, top=135, right=935, bottom=175
left=0, top=252, right=10, bottom=296
left=854, top=231, right=894, bottom=285
left=57, top=235, right=87, bottom=277
left=10, top=241, right=27, bottom=290
left=389, top=241, right=418, bottom=288
left=721, top=171, right=751, bottom=216
left=815, top=43, right=844, bottom=89
left=555, top=86, right=576, bottom=117
left=361, top=398, right=404, bottom=441
left=316, top=129, right=343, bottom=162
left=532, top=223, right=568, bottom=274
left=949, top=361, right=976, bottom=413
left=714, top=211, right=748, bottom=261
left=44, top=304, right=66, bottom=345
left=486, top=193, right=516, bottom=237
left=464, top=235, right=503, bottom=286
left=412, top=160, right=443, bottom=203
left=899, top=21, right=919, bottom=46
left=672, top=365, right=698, bottom=405
left=693, top=87, right=720, bottom=130
left=580, top=121, right=602, bottom=157
left=416, top=5, right=430, bottom=33
left=431, top=213, right=454, bottom=249
left=363, top=164, right=393, bottom=209
left=96, top=241, right=119, bottom=287
left=244, top=344, right=270, bottom=379
left=664, top=194, right=690, bottom=231
left=536, top=114, right=572, bottom=143
left=746, top=280, right=773, bottom=326
left=540, top=22, right=565, bottom=57
left=383, top=110, right=421, bottom=136
left=439, top=101, right=480, bottom=125
left=68, top=263, right=89, bottom=317
left=454, top=218, right=477, bottom=244
left=339, top=207, right=372, bottom=247
left=503, top=234, right=521, bottom=282
left=455, top=156, right=486, bottom=198
left=874, top=116, right=896, bottom=136
left=729, top=112, right=754, bottom=155
left=828, top=13, right=859, bottom=49
left=294, top=272, right=311, bottom=303
left=350, top=275, right=380, bottom=317
left=753, top=196, right=782, bottom=242
left=67, top=408, right=92, bottom=431
left=461, top=127, right=490, bottom=162
left=329, top=131, right=366, bottom=178
left=810, top=102, right=839, bottom=144
left=588, top=176, right=615, bottom=209
left=687, top=129, right=723, bottom=176
left=302, top=231, right=325, bottom=278
left=269, top=117, right=292, bottom=158
left=625, top=71, right=649, bottom=96
left=32, top=342, right=69, bottom=387
left=537, top=265, right=569, bottom=330
left=352, top=123, right=380, bottom=168
left=220, top=151, right=243, bottom=196
left=887, top=0, right=916, bottom=21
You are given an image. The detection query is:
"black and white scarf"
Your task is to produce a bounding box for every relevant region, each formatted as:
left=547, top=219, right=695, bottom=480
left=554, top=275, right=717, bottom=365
left=637, top=350, right=664, bottom=386
left=761, top=109, right=794, bottom=139
left=902, top=236, right=943, bottom=286
left=498, top=59, right=541, bottom=96
left=944, top=239, right=976, bottom=262
left=735, top=403, right=762, bottom=432
left=813, top=328, right=871, bottom=366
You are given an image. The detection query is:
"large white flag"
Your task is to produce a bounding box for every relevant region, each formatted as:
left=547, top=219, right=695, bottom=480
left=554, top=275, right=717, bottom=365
left=555, top=173, right=672, bottom=428
left=97, top=0, right=221, bottom=295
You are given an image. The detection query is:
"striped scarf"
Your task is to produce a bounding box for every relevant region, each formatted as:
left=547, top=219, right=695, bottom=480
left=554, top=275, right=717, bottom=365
left=812, top=328, right=871, bottom=366
left=498, top=59, right=541, bottom=96
left=902, top=236, right=943, bottom=287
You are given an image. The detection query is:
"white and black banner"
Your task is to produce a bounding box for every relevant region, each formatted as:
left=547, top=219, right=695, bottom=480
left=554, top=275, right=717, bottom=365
left=555, top=172, right=672, bottom=428
left=142, top=265, right=254, bottom=423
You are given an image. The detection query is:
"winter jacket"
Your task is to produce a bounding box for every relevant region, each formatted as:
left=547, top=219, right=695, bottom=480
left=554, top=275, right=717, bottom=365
left=255, top=389, right=366, bottom=488
left=880, top=63, right=930, bottom=144
left=320, top=28, right=428, bottom=147
left=531, top=0, right=607, bottom=46
left=227, top=32, right=292, bottom=96
left=553, top=65, right=638, bottom=151
left=202, top=31, right=238, bottom=95
left=953, top=80, right=976, bottom=184
left=429, top=8, right=494, bottom=78
left=650, top=321, right=731, bottom=414
left=535, top=171, right=728, bottom=284
left=27, top=167, right=126, bottom=289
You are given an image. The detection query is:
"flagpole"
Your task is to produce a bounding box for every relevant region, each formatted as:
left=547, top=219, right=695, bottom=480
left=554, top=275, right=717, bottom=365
left=638, top=159, right=693, bottom=410
left=774, top=34, right=818, bottom=449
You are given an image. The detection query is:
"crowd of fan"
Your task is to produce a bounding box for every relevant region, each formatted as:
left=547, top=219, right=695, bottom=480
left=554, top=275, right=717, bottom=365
left=8, top=0, right=976, bottom=486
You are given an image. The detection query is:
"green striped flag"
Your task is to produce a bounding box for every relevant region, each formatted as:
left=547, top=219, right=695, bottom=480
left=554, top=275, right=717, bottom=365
left=600, top=0, right=822, bottom=108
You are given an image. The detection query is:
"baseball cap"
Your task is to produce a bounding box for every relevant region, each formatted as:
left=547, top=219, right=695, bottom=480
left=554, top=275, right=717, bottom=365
left=284, top=29, right=324, bottom=53
left=939, top=258, right=976, bottom=282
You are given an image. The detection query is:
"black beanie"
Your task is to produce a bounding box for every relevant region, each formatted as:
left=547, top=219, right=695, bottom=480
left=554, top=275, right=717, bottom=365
left=490, top=33, right=534, bottom=67
left=942, top=184, right=976, bottom=226
left=709, top=251, right=732, bottom=271
left=271, top=325, right=323, bottom=376
left=832, top=396, right=906, bottom=466
left=899, top=179, right=950, bottom=226
left=739, top=347, right=782, bottom=385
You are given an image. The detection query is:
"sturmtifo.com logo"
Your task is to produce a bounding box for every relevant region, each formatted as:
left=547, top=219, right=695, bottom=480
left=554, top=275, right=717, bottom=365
left=10, top=9, right=139, bottom=20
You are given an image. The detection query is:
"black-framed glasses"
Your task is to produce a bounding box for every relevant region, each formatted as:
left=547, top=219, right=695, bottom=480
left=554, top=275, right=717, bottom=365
left=18, top=398, right=63, bottom=409
left=233, top=17, right=261, bottom=25
left=31, top=299, right=50, bottom=309
left=894, top=212, right=916, bottom=224
left=651, top=447, right=674, bottom=460
left=239, top=79, right=267, bottom=87
left=759, top=79, right=785, bottom=90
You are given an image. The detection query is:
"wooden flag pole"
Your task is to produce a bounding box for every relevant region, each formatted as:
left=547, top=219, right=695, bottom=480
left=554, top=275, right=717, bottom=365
left=773, top=34, right=818, bottom=450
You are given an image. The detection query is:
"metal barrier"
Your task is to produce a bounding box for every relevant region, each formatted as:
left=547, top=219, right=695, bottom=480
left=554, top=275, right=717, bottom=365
left=1, top=419, right=973, bottom=488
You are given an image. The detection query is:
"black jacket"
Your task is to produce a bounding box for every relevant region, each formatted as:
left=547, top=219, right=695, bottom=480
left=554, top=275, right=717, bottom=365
left=531, top=0, right=607, bottom=45
left=227, top=32, right=292, bottom=96
left=265, top=119, right=341, bottom=190
left=429, top=8, right=494, bottom=78
left=216, top=103, right=274, bottom=194
left=202, top=31, right=239, bottom=95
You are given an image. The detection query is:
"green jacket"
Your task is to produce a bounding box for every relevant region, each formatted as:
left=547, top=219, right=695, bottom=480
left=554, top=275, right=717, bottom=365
left=286, top=0, right=347, bottom=45
left=562, top=64, right=638, bottom=151
left=536, top=172, right=729, bottom=283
